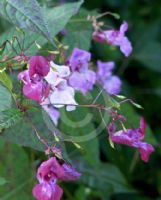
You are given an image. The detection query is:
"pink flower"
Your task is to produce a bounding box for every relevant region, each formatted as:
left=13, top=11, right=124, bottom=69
left=33, top=157, right=81, bottom=200
left=93, top=21, right=132, bottom=57
left=33, top=182, right=63, bottom=200
left=108, top=118, right=155, bottom=162
left=18, top=56, right=50, bottom=103
left=29, top=56, right=50, bottom=77
left=18, top=70, right=49, bottom=102
left=37, top=157, right=81, bottom=182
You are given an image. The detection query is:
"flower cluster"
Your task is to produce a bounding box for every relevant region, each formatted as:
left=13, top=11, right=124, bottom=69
left=18, top=47, right=123, bottom=126
left=108, top=117, right=155, bottom=162
left=33, top=157, right=81, bottom=200
left=15, top=17, right=156, bottom=200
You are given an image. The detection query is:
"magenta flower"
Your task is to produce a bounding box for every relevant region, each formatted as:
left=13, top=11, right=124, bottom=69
left=33, top=157, right=81, bottom=200
left=37, top=157, right=81, bottom=182
left=68, top=48, right=96, bottom=94
left=33, top=182, right=63, bottom=200
left=18, top=70, right=49, bottom=102
left=96, top=60, right=121, bottom=95
left=29, top=56, right=50, bottom=77
left=93, top=21, right=132, bottom=57
left=18, top=56, right=50, bottom=103
left=108, top=118, right=155, bottom=162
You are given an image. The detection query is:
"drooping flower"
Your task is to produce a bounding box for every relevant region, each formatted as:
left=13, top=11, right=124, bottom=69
left=68, top=48, right=96, bottom=94
left=93, top=21, right=132, bottom=57
left=44, top=62, right=77, bottom=111
left=108, top=118, right=155, bottom=162
left=32, top=157, right=81, bottom=200
left=96, top=60, right=121, bottom=95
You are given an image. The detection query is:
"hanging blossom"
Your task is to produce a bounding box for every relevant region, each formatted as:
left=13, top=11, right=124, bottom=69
left=44, top=61, right=77, bottom=111
left=18, top=56, right=50, bottom=103
left=108, top=117, right=155, bottom=162
left=32, top=157, right=81, bottom=200
left=96, top=60, right=121, bottom=95
left=93, top=21, right=132, bottom=57
left=68, top=48, right=96, bottom=95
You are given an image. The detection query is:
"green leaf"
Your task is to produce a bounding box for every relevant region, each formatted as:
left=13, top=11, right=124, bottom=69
left=59, top=105, right=100, bottom=166
left=0, top=84, right=12, bottom=112
left=62, top=8, right=93, bottom=56
left=0, top=70, right=13, bottom=92
left=0, top=108, right=23, bottom=129
left=0, top=1, right=84, bottom=56
left=134, top=42, right=161, bottom=73
left=0, top=140, right=33, bottom=199
left=78, top=162, right=133, bottom=194
left=0, top=108, right=57, bottom=151
left=0, top=0, right=52, bottom=43
left=0, top=177, right=7, bottom=186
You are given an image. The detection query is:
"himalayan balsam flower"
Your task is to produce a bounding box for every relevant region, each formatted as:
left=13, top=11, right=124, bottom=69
left=108, top=118, right=155, bottom=162
left=29, top=56, right=50, bottom=77
left=33, top=157, right=81, bottom=200
left=18, top=69, right=49, bottom=103
left=97, top=60, right=121, bottom=95
left=68, top=48, right=96, bottom=94
left=18, top=56, right=50, bottom=103
left=45, top=61, right=77, bottom=111
left=93, top=21, right=132, bottom=57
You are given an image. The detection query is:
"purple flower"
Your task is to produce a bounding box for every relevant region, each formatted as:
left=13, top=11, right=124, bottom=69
left=69, top=70, right=96, bottom=95
left=29, top=56, right=50, bottom=77
left=32, top=181, right=63, bottom=200
left=108, top=118, right=155, bottom=162
left=96, top=60, right=121, bottom=95
left=93, top=21, right=132, bottom=57
left=68, top=48, right=96, bottom=94
left=68, top=48, right=91, bottom=72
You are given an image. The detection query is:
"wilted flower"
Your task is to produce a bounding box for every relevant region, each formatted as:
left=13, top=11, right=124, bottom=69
left=93, top=21, right=132, bottom=57
left=97, top=60, right=121, bottom=95
left=108, top=118, right=155, bottom=162
left=68, top=48, right=96, bottom=94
